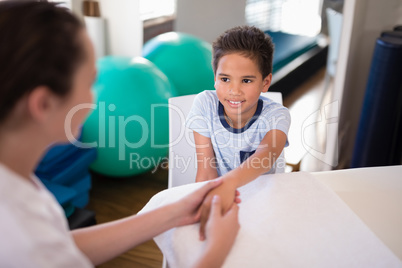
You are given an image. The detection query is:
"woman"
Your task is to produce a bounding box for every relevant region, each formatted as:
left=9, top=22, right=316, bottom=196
left=0, top=1, right=239, bottom=267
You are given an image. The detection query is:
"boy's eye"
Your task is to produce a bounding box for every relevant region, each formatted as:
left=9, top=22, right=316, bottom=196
left=221, top=77, right=230, bottom=82
left=243, top=79, right=252, bottom=83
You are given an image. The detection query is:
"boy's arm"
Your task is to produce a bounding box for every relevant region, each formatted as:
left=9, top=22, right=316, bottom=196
left=198, top=129, right=287, bottom=239
left=193, top=131, right=219, bottom=182
left=223, top=129, right=287, bottom=187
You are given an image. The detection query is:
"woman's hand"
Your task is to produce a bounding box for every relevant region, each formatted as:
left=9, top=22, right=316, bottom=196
left=205, top=195, right=240, bottom=248
left=171, top=178, right=224, bottom=227
left=198, top=180, right=238, bottom=240
left=194, top=195, right=240, bottom=268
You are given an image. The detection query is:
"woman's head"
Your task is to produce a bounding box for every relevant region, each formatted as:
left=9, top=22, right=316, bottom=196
left=0, top=1, right=86, bottom=124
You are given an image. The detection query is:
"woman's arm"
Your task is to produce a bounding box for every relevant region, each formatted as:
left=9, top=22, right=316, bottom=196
left=193, top=131, right=219, bottom=182
left=194, top=195, right=240, bottom=268
left=198, top=129, right=287, bottom=239
left=71, top=179, right=224, bottom=266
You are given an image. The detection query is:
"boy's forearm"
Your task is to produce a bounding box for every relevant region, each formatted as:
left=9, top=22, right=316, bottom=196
left=223, top=130, right=287, bottom=188
left=221, top=148, right=281, bottom=188
left=195, top=165, right=219, bottom=182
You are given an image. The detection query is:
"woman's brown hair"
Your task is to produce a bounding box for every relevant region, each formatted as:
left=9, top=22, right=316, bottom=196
left=0, top=1, right=85, bottom=123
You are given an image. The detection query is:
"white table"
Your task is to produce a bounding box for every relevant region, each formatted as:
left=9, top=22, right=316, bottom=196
left=141, top=165, right=402, bottom=267
left=313, top=165, right=402, bottom=260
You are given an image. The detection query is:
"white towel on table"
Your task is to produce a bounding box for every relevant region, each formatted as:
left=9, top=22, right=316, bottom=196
left=138, top=171, right=402, bottom=268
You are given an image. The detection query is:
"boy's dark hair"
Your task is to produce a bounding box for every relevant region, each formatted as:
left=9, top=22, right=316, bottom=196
left=0, top=1, right=85, bottom=123
left=212, top=26, right=274, bottom=79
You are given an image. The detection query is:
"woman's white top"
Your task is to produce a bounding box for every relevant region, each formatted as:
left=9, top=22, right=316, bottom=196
left=0, top=163, right=92, bottom=268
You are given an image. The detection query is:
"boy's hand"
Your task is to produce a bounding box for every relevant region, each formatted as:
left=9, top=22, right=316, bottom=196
left=199, top=181, right=238, bottom=241
left=172, top=178, right=223, bottom=227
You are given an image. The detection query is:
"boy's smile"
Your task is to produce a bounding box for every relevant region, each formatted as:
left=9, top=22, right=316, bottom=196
left=215, top=52, right=271, bottom=129
left=227, top=99, right=244, bottom=108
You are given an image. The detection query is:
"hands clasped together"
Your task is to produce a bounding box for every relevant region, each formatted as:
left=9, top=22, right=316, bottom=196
left=196, top=179, right=240, bottom=242
left=175, top=178, right=240, bottom=267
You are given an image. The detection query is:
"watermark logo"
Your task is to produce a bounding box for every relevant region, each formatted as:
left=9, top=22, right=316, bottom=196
left=301, top=100, right=339, bottom=167
left=63, top=100, right=340, bottom=173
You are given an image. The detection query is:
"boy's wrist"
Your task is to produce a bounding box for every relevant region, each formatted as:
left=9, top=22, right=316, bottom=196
left=221, top=174, right=240, bottom=189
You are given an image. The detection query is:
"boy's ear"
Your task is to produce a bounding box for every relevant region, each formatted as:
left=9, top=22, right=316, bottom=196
left=262, top=73, right=272, bottom=93
left=27, top=86, right=59, bottom=122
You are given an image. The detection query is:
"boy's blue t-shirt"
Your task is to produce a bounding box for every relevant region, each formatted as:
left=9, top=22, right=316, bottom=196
left=186, top=90, right=291, bottom=176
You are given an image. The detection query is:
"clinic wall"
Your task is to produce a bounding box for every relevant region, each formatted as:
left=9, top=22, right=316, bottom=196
left=175, top=0, right=246, bottom=44
left=334, top=0, right=402, bottom=168
left=71, top=0, right=143, bottom=57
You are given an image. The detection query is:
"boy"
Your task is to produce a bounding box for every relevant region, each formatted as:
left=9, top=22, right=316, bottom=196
left=186, top=26, right=291, bottom=239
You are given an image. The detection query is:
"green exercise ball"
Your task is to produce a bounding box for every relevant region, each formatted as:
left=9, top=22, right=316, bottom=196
left=143, top=32, right=215, bottom=96
left=82, top=56, right=177, bottom=177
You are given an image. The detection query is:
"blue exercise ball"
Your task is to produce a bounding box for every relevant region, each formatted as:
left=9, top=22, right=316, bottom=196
left=82, top=56, right=177, bottom=177
left=143, top=32, right=215, bottom=96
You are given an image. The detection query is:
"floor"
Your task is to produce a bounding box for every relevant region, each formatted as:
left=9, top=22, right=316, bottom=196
left=86, top=67, right=329, bottom=268
left=87, top=167, right=168, bottom=268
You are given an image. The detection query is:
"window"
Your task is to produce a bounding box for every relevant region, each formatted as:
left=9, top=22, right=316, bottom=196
left=140, top=0, right=176, bottom=21
left=246, top=0, right=322, bottom=36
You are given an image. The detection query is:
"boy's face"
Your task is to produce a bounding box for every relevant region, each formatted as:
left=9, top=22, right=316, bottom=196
left=214, top=52, right=271, bottom=123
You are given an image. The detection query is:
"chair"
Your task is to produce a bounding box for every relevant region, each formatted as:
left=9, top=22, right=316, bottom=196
left=168, top=92, right=285, bottom=188
left=162, top=92, right=285, bottom=267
